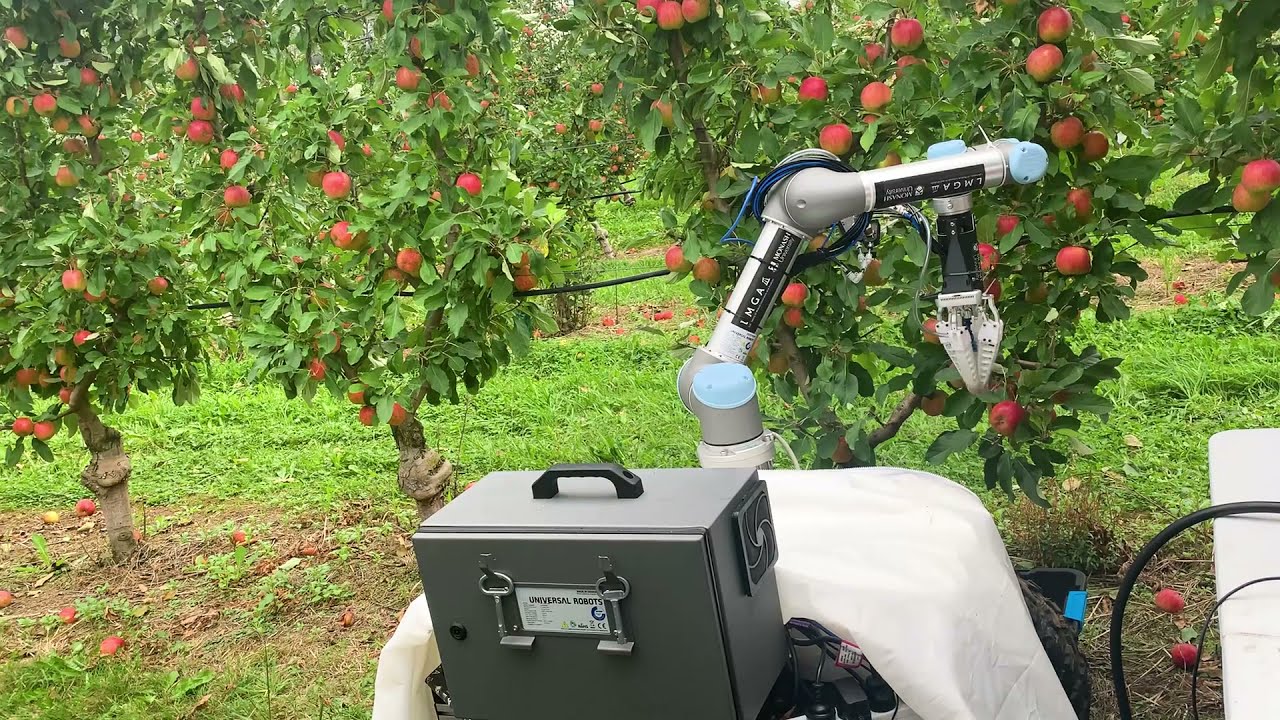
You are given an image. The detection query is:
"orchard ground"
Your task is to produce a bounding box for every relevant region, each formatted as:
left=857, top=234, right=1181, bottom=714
left=3, top=198, right=1279, bottom=719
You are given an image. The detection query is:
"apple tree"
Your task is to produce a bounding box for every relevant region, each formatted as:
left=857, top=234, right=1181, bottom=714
left=170, top=0, right=569, bottom=519
left=1, top=1, right=212, bottom=561
left=1138, top=0, right=1280, bottom=311
left=562, top=0, right=1199, bottom=500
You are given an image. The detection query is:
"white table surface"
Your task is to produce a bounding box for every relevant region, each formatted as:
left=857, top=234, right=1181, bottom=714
left=1208, top=429, right=1280, bottom=719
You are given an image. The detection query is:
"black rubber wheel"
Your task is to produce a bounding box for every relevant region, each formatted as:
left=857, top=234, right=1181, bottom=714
left=1021, top=577, right=1091, bottom=719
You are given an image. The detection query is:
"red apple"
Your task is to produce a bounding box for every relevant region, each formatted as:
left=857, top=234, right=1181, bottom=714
left=1081, top=131, right=1109, bottom=162
left=860, top=42, right=884, bottom=67
left=977, top=243, right=999, bottom=272
left=1066, top=187, right=1093, bottom=220
left=382, top=0, right=395, bottom=22
left=224, top=185, right=251, bottom=208
left=860, top=82, right=892, bottom=111
left=62, top=268, right=87, bottom=292
left=590, top=82, right=605, bottom=96
left=362, top=143, right=373, bottom=156
left=187, top=119, right=214, bottom=144
left=922, top=317, right=941, bottom=344
left=681, top=0, right=709, bottom=23
left=636, top=0, right=661, bottom=16
left=79, top=67, right=99, bottom=87
left=665, top=245, right=692, bottom=273
left=656, top=1, right=684, bottom=29
left=75, top=498, right=97, bottom=517
left=921, top=391, right=946, bottom=416
left=1241, top=159, right=1280, bottom=194
left=1232, top=184, right=1270, bottom=212
left=359, top=406, right=376, bottom=426
left=894, top=55, right=923, bottom=78
left=73, top=329, right=93, bottom=346
left=175, top=56, right=199, bottom=82
left=1050, top=116, right=1085, bottom=149
left=1037, top=6, right=1073, bottom=42
left=1154, top=588, right=1186, bottom=614
left=465, top=53, right=481, bottom=78
left=890, top=18, right=924, bottom=51
left=54, top=166, right=78, bottom=188
left=190, top=96, right=216, bottom=121
left=330, top=221, right=368, bottom=250
left=588, top=119, right=604, bottom=133
left=396, top=247, right=423, bottom=275
left=58, top=38, right=80, bottom=58
left=780, top=282, right=808, bottom=308
left=58, top=606, right=77, bottom=624
left=651, top=99, right=675, bottom=127
left=308, top=358, right=326, bottom=380
left=456, top=172, right=482, bottom=196
left=1055, top=245, right=1092, bottom=275
left=989, top=400, right=1027, bottom=436
left=147, top=277, right=169, bottom=295
left=347, top=384, right=367, bottom=404
left=11, top=417, right=34, bottom=437
left=219, top=83, right=245, bottom=104
left=286, top=83, right=298, bottom=94
left=781, top=307, right=804, bottom=328
left=0, top=590, right=13, bottom=608
left=4, top=26, right=28, bottom=50
left=59, top=387, right=74, bottom=404
left=99, top=636, right=126, bottom=656
left=818, top=123, right=854, bottom=155
left=33, top=93, right=57, bottom=116
left=996, top=214, right=1020, bottom=237
left=231, top=529, right=247, bottom=545
left=389, top=402, right=408, bottom=426
left=219, top=148, right=239, bottom=170
left=751, top=84, right=781, bottom=103
left=5, top=96, right=28, bottom=117
left=1170, top=642, right=1199, bottom=670
left=798, top=76, right=828, bottom=102
left=322, top=171, right=352, bottom=199
left=692, top=257, right=721, bottom=284
left=395, top=66, right=421, bottom=91
left=328, top=130, right=346, bottom=151
left=1026, top=45, right=1064, bottom=82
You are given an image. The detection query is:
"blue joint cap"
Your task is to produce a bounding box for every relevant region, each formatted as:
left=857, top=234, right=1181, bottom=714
left=691, top=363, right=757, bottom=410
left=1007, top=141, right=1049, bottom=184
left=1063, top=590, right=1088, bottom=625
left=927, top=139, right=967, bottom=160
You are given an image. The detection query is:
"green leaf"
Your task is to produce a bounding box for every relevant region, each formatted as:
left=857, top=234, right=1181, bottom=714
left=446, top=303, right=469, bottom=336
left=1107, top=35, right=1162, bottom=55
left=1082, top=0, right=1123, bottom=12
left=1062, top=393, right=1114, bottom=416
left=1103, top=155, right=1162, bottom=182
left=1013, top=457, right=1048, bottom=507
left=1194, top=31, right=1229, bottom=87
left=5, top=438, right=24, bottom=466
left=808, top=15, right=835, bottom=52
left=32, top=439, right=54, bottom=462
left=1241, top=274, right=1276, bottom=316
left=1117, top=67, right=1155, bottom=96
left=925, top=429, right=978, bottom=464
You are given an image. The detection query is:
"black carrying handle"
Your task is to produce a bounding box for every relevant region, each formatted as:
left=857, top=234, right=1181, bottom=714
left=532, top=463, right=644, bottom=500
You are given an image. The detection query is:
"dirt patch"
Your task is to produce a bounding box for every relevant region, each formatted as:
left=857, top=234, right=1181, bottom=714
left=1131, top=258, right=1236, bottom=311
left=0, top=499, right=421, bottom=674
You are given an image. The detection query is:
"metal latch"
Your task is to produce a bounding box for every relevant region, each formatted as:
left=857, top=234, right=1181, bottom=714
left=595, top=556, right=634, bottom=656
left=478, top=554, right=534, bottom=650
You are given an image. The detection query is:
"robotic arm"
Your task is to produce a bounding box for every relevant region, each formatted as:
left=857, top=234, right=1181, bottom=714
left=677, top=138, right=1048, bottom=469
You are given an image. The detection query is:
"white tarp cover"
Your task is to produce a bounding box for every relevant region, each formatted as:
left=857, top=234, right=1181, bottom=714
left=373, top=468, right=1076, bottom=720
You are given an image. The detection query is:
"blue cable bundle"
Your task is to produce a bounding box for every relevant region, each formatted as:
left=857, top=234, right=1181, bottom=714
left=718, top=155, right=873, bottom=269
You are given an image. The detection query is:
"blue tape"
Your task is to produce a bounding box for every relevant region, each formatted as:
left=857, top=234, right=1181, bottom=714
left=1064, top=590, right=1087, bottom=624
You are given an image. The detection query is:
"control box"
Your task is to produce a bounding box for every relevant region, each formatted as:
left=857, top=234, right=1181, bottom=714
left=413, top=464, right=786, bottom=720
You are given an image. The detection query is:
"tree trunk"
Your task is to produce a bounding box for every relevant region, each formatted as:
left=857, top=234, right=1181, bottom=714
left=592, top=221, right=616, bottom=259
left=77, top=405, right=137, bottom=562
left=391, top=414, right=454, bottom=520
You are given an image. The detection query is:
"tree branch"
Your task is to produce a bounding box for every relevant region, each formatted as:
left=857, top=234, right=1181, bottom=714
left=667, top=32, right=729, bottom=213
left=867, top=393, right=921, bottom=448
